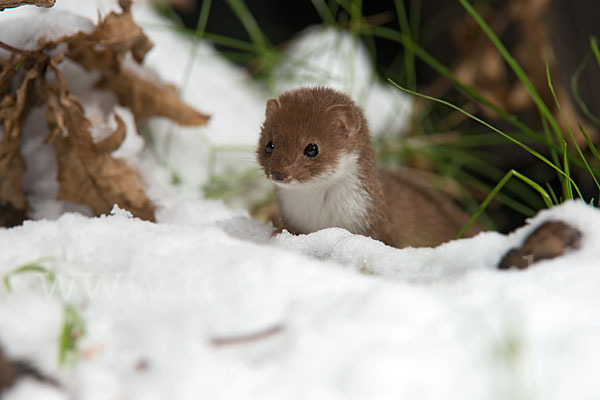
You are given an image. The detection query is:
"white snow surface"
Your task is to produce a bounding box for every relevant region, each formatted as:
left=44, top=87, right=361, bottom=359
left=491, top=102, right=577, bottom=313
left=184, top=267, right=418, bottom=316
left=1, top=200, right=600, bottom=400
left=1, top=2, right=599, bottom=399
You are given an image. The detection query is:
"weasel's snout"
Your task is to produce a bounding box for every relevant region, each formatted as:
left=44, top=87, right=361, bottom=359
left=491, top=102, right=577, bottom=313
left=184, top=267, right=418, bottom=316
left=270, top=170, right=288, bottom=182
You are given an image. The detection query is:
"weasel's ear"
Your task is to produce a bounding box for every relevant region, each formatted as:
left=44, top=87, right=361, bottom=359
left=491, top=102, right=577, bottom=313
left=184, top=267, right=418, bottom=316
left=266, top=99, right=280, bottom=118
left=327, top=104, right=362, bottom=136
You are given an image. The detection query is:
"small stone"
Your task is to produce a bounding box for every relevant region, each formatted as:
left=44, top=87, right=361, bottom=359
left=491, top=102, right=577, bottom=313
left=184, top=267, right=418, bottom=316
left=498, top=221, right=582, bottom=270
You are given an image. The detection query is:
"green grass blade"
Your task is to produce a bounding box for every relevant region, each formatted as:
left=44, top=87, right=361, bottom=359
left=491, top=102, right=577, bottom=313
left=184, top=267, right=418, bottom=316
left=546, top=58, right=598, bottom=194
left=59, top=305, right=86, bottom=366
left=140, top=23, right=257, bottom=52
left=226, top=0, right=270, bottom=51
left=456, top=169, right=553, bottom=239
left=513, top=171, right=554, bottom=209
left=591, top=36, right=600, bottom=68
left=458, top=0, right=563, bottom=145
left=393, top=0, right=416, bottom=89
left=179, top=0, right=213, bottom=96
left=579, top=122, right=600, bottom=163
left=3, top=262, right=56, bottom=293
left=409, top=0, right=421, bottom=40
left=349, top=0, right=363, bottom=29
left=541, top=114, right=562, bottom=174
left=545, top=182, right=559, bottom=205
left=311, top=0, right=336, bottom=25
left=562, top=140, right=573, bottom=199
left=455, top=171, right=537, bottom=217
left=195, top=0, right=212, bottom=37
left=389, top=79, right=579, bottom=188
left=368, top=26, right=544, bottom=142
left=570, top=53, right=600, bottom=127
left=425, top=145, right=545, bottom=209
left=201, top=32, right=256, bottom=51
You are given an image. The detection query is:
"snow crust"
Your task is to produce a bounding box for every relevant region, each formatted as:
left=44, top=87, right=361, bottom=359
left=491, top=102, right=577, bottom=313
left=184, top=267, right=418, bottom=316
left=1, top=2, right=599, bottom=399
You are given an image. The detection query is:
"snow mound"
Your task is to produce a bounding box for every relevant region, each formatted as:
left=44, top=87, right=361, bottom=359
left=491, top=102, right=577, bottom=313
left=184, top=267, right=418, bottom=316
left=1, top=200, right=600, bottom=399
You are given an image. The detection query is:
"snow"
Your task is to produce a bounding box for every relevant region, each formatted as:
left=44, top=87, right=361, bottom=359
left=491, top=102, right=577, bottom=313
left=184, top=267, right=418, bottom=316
left=2, top=200, right=600, bottom=399
left=0, top=10, right=94, bottom=56
left=1, top=1, right=599, bottom=399
left=272, top=27, right=412, bottom=138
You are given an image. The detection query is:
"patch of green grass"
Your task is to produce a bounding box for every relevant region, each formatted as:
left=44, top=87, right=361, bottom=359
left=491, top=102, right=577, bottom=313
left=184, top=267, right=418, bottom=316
left=3, top=258, right=57, bottom=292
left=570, top=52, right=600, bottom=128
left=590, top=36, right=600, bottom=67
left=59, top=304, right=86, bottom=366
left=4, top=257, right=86, bottom=366
left=387, top=0, right=600, bottom=235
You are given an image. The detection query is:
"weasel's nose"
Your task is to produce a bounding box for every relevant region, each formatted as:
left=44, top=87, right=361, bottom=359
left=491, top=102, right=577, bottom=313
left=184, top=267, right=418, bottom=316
left=271, top=171, right=287, bottom=181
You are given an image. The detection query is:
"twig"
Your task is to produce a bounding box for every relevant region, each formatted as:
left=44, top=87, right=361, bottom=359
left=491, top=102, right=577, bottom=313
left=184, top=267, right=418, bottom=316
left=0, top=40, right=48, bottom=62
left=0, top=0, right=55, bottom=11
left=210, top=324, right=284, bottom=347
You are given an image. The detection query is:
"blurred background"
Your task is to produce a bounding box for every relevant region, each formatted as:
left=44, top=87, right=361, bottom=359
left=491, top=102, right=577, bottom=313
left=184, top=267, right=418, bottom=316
left=160, top=0, right=600, bottom=233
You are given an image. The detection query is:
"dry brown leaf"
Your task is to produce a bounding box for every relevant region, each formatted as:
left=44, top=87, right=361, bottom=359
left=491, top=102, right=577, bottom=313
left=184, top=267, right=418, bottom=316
left=0, top=0, right=54, bottom=11
left=98, top=69, right=210, bottom=126
left=0, top=65, right=39, bottom=214
left=45, top=66, right=155, bottom=221
left=0, top=0, right=208, bottom=223
left=0, top=57, right=18, bottom=94
left=0, top=136, right=26, bottom=209
left=64, top=0, right=153, bottom=64
left=68, top=40, right=210, bottom=125
left=60, top=2, right=209, bottom=126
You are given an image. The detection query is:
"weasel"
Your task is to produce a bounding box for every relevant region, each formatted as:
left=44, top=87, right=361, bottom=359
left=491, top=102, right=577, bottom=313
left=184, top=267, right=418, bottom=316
left=256, top=87, right=480, bottom=248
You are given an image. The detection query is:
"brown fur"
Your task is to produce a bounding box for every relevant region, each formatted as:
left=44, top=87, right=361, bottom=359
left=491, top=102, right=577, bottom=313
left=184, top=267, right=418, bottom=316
left=257, top=87, right=480, bottom=248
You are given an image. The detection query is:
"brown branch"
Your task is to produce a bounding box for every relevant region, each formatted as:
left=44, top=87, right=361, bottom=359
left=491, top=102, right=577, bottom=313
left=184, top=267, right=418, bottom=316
left=0, top=40, right=48, bottom=63
left=0, top=0, right=55, bottom=10
left=210, top=324, right=284, bottom=347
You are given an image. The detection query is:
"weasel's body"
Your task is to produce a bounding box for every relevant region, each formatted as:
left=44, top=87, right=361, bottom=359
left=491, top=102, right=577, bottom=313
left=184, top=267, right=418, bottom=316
left=257, top=87, right=479, bottom=248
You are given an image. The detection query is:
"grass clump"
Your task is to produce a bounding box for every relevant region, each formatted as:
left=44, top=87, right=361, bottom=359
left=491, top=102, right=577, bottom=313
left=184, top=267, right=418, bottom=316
left=384, top=0, right=600, bottom=235
left=150, top=0, right=600, bottom=232
left=3, top=257, right=86, bottom=366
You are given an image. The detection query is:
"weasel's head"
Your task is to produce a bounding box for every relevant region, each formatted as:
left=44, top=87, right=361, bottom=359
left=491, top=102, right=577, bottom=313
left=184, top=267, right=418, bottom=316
left=257, top=87, right=368, bottom=187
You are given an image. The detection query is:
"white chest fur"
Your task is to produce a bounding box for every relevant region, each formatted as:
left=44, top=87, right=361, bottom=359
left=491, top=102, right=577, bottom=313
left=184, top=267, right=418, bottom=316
left=276, top=153, right=371, bottom=234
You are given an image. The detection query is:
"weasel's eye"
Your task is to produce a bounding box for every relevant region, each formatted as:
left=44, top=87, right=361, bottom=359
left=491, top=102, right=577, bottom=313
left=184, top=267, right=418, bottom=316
left=265, top=141, right=274, bottom=154
left=303, top=143, right=319, bottom=158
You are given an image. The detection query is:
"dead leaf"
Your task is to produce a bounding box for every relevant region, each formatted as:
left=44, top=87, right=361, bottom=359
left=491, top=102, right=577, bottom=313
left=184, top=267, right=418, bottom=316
left=45, top=65, right=155, bottom=221
left=0, top=0, right=55, bottom=11
left=97, top=69, right=210, bottom=126
left=58, top=2, right=209, bottom=126
left=0, top=65, right=39, bottom=213
left=0, top=57, right=18, bottom=94
left=64, top=0, right=153, bottom=64
left=0, top=0, right=208, bottom=223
